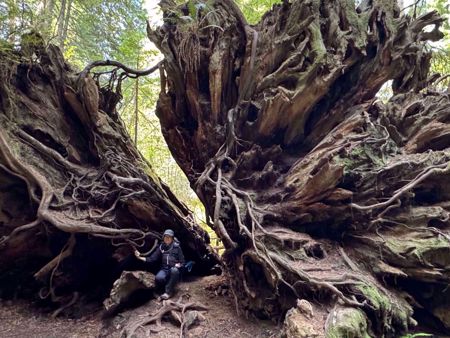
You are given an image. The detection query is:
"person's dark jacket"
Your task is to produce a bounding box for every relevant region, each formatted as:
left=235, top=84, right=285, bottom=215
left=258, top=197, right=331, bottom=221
left=145, top=241, right=185, bottom=269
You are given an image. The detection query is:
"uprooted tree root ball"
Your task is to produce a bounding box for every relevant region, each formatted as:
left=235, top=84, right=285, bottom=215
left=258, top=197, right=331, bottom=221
left=148, top=0, right=450, bottom=336
left=1, top=0, right=450, bottom=337
left=0, top=41, right=218, bottom=308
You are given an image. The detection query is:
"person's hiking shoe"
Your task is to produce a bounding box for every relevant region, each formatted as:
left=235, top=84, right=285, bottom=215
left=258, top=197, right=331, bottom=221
left=160, top=293, right=171, bottom=300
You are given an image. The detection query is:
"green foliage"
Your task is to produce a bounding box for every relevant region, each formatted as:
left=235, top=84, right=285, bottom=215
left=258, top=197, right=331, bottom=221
left=427, top=0, right=450, bottom=88
left=0, top=0, right=148, bottom=67
left=235, top=0, right=281, bottom=24
left=0, top=0, right=39, bottom=44
left=405, top=0, right=450, bottom=89
left=66, top=0, right=148, bottom=68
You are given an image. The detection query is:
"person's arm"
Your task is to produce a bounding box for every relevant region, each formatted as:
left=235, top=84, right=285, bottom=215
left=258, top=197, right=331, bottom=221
left=134, top=250, right=146, bottom=262
left=177, top=246, right=185, bottom=266
left=134, top=247, right=161, bottom=263
left=146, top=248, right=161, bottom=263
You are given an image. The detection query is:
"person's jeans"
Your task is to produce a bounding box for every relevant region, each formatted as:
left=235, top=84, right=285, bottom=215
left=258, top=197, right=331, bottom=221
left=155, top=267, right=180, bottom=294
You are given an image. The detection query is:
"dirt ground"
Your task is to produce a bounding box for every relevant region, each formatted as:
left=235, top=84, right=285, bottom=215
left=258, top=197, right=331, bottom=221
left=0, top=299, right=101, bottom=338
left=0, top=275, right=281, bottom=338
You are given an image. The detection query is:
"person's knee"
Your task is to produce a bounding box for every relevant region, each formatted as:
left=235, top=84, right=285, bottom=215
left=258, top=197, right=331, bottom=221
left=170, top=267, right=180, bottom=276
left=155, top=273, right=166, bottom=283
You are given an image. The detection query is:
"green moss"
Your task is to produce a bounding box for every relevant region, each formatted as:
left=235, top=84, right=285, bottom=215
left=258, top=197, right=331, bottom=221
left=333, top=144, right=385, bottom=174
left=355, top=283, right=413, bottom=335
left=309, top=21, right=327, bottom=61
left=0, top=40, right=15, bottom=54
left=385, top=235, right=450, bottom=267
left=357, top=284, right=391, bottom=312
left=344, top=7, right=370, bottom=50
left=326, top=307, right=372, bottom=338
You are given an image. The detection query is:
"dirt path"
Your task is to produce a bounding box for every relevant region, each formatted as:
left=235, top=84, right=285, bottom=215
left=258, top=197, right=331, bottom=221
left=0, top=275, right=280, bottom=338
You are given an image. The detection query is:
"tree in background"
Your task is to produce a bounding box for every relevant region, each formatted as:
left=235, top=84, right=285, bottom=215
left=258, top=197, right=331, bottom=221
left=427, top=0, right=450, bottom=89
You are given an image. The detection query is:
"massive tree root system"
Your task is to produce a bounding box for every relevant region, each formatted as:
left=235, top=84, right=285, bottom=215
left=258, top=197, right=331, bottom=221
left=0, top=42, right=217, bottom=305
left=148, top=0, right=450, bottom=336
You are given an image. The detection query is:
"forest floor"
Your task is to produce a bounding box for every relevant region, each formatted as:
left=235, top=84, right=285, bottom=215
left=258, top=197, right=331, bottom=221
left=0, top=275, right=280, bottom=338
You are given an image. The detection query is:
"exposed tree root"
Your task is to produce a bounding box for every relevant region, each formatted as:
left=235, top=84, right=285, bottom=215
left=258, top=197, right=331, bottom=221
left=149, top=0, right=450, bottom=336
left=0, top=40, right=218, bottom=304
left=122, top=295, right=208, bottom=338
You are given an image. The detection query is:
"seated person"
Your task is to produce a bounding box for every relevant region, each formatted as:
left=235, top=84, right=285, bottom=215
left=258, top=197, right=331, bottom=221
left=134, top=229, right=185, bottom=299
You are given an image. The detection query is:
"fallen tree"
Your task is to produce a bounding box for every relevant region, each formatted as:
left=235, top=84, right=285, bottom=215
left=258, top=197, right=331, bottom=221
left=1, top=0, right=450, bottom=336
left=0, top=38, right=218, bottom=304
left=147, top=0, right=450, bottom=336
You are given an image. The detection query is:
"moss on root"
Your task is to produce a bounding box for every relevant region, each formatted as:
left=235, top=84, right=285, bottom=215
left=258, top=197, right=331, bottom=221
left=385, top=234, right=450, bottom=268
left=356, top=283, right=413, bottom=335
left=325, top=306, right=371, bottom=338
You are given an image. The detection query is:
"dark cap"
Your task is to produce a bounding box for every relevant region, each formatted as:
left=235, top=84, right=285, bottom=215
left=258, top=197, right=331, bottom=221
left=163, top=229, right=175, bottom=237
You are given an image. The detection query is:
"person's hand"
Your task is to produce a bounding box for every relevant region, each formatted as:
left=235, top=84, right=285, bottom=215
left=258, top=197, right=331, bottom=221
left=135, top=250, right=146, bottom=261
left=175, top=263, right=182, bottom=268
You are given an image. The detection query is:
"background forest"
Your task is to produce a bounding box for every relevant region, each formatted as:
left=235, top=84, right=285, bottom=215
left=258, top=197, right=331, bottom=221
left=1, top=0, right=449, bottom=243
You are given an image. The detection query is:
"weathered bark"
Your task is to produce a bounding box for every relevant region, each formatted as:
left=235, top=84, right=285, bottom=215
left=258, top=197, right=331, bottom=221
left=103, top=270, right=155, bottom=314
left=134, top=57, right=140, bottom=145
left=148, top=0, right=450, bottom=336
left=0, top=39, right=217, bottom=303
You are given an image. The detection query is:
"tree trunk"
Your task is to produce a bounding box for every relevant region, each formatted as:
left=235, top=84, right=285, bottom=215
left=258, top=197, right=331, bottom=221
left=134, top=56, right=139, bottom=145
left=56, top=0, right=67, bottom=51
left=0, top=40, right=218, bottom=303
left=61, top=0, right=73, bottom=49
left=148, top=0, right=450, bottom=336
left=39, top=0, right=56, bottom=37
left=7, top=0, right=17, bottom=42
